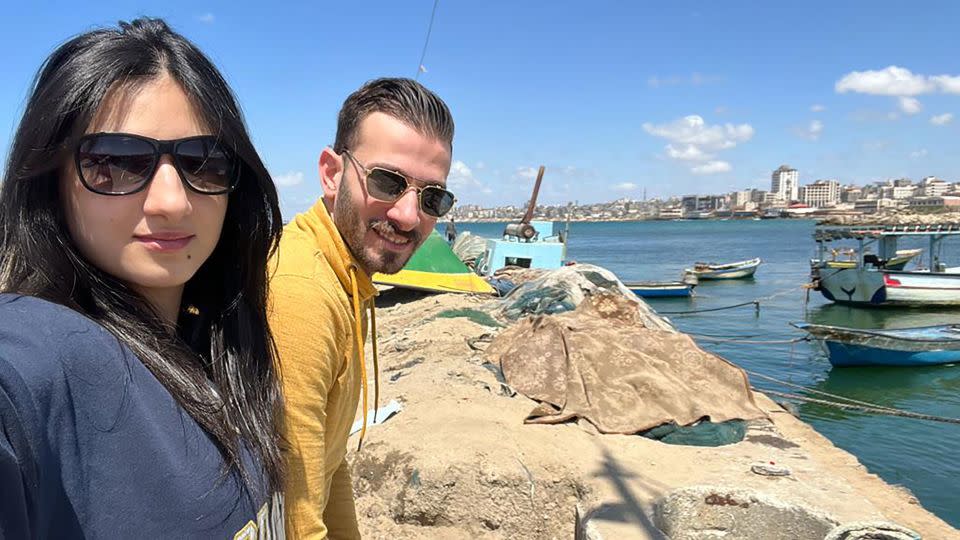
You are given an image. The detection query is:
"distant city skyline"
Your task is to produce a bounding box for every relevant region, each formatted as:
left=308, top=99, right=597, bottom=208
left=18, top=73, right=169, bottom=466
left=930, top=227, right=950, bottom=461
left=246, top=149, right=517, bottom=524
left=2, top=1, right=960, bottom=216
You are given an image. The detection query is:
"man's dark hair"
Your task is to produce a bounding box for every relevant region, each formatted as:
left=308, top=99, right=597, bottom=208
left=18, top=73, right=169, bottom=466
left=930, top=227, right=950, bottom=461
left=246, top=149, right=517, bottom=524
left=0, top=17, right=283, bottom=491
left=333, top=77, right=454, bottom=153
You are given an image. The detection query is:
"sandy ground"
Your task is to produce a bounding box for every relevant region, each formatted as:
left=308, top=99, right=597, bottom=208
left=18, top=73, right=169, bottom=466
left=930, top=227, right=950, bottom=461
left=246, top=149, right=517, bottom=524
left=346, top=289, right=959, bottom=539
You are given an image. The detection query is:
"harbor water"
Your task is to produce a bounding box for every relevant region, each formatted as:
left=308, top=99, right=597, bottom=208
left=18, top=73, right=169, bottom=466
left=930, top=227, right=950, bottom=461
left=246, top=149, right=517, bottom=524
left=448, top=219, right=960, bottom=527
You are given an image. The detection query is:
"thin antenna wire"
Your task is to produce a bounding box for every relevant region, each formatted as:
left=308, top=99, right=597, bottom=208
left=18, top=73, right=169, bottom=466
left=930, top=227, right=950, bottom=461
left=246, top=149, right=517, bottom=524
left=415, top=0, right=440, bottom=80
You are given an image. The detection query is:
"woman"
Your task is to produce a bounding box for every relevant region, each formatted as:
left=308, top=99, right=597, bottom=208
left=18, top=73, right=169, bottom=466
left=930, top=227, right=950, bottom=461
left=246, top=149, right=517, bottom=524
left=0, top=18, right=284, bottom=538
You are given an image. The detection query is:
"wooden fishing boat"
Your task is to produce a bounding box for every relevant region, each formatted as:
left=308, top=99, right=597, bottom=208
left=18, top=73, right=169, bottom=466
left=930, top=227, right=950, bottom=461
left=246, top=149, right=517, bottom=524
left=373, top=231, right=495, bottom=294
left=625, top=281, right=695, bottom=298
left=684, top=258, right=761, bottom=280
left=810, top=224, right=960, bottom=307
left=793, top=322, right=960, bottom=367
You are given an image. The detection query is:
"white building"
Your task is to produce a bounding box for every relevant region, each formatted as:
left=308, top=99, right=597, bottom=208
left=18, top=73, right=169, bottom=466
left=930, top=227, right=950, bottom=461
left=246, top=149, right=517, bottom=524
left=854, top=198, right=899, bottom=214
left=657, top=206, right=684, bottom=219
left=798, top=179, right=840, bottom=208
left=920, top=176, right=950, bottom=197
left=881, top=185, right=917, bottom=200
left=771, top=165, right=799, bottom=202
left=730, top=190, right=752, bottom=208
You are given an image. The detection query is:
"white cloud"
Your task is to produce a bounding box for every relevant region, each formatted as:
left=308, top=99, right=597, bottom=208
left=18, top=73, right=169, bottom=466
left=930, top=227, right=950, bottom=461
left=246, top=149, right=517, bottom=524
left=810, top=104, right=826, bottom=112
left=644, top=115, right=750, bottom=174
left=474, top=161, right=486, bottom=170
left=197, top=13, right=215, bottom=23
left=931, top=75, right=960, bottom=94
left=643, top=115, right=753, bottom=150
left=274, top=171, right=304, bottom=187
left=836, top=66, right=936, bottom=96
left=796, top=120, right=824, bottom=141
left=898, top=96, right=922, bottom=115
left=836, top=67, right=960, bottom=114
left=931, top=113, right=954, bottom=125
left=910, top=149, right=928, bottom=159
left=666, top=144, right=713, bottom=162
left=515, top=166, right=539, bottom=180
left=448, top=160, right=482, bottom=190
left=691, top=161, right=732, bottom=175
left=612, top=182, right=637, bottom=191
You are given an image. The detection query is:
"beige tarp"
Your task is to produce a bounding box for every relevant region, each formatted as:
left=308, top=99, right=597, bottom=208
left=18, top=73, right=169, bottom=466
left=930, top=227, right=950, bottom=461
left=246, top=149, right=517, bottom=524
left=487, top=292, right=767, bottom=434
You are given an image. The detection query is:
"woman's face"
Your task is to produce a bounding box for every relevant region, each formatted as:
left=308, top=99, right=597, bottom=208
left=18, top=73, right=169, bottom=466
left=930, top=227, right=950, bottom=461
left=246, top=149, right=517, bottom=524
left=61, top=76, right=228, bottom=314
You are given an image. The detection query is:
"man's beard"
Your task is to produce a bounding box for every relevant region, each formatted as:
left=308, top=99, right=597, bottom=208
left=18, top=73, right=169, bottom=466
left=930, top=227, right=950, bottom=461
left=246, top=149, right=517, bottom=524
left=333, top=179, right=422, bottom=275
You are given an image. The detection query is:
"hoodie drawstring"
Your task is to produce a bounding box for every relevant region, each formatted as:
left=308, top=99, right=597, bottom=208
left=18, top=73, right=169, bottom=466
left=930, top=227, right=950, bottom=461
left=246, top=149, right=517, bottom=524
left=348, top=265, right=379, bottom=450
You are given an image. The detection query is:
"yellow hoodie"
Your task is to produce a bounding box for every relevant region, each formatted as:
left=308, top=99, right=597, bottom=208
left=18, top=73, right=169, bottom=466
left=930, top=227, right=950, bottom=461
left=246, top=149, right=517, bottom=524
left=268, top=200, right=379, bottom=539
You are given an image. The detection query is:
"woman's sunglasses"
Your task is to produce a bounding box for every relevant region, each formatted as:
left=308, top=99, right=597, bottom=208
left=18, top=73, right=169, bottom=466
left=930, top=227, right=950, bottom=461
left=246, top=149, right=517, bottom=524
left=75, top=132, right=240, bottom=196
left=342, top=150, right=456, bottom=218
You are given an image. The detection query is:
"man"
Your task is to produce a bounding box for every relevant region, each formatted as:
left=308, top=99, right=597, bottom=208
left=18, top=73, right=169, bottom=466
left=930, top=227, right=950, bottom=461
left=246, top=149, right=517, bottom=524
left=445, top=217, right=457, bottom=243
left=268, top=78, right=455, bottom=539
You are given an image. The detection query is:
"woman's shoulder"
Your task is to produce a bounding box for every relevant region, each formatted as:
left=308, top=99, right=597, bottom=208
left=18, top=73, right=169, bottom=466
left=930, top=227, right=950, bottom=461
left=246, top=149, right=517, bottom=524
left=0, top=293, right=130, bottom=387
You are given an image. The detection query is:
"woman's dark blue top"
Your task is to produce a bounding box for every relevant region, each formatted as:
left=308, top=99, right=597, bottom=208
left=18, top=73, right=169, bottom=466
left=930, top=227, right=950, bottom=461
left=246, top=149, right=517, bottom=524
left=0, top=294, right=283, bottom=539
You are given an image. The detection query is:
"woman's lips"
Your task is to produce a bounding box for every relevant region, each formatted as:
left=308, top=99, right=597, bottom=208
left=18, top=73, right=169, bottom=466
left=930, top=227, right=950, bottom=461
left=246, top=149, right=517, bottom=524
left=134, top=234, right=195, bottom=251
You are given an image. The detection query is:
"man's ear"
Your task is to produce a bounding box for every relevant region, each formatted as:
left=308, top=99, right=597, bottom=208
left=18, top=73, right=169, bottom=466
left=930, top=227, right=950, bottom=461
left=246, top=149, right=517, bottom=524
left=319, top=147, right=343, bottom=202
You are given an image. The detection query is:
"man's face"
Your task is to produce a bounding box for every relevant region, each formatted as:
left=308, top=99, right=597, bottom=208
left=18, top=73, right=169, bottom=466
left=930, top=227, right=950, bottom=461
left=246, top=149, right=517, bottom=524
left=328, top=112, right=451, bottom=275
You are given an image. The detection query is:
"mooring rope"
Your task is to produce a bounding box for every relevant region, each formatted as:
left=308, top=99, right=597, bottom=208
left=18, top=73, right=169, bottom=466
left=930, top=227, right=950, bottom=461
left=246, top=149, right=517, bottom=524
left=655, top=283, right=809, bottom=316
left=746, top=369, right=905, bottom=413
left=690, top=334, right=810, bottom=345
left=758, top=388, right=960, bottom=425
left=656, top=300, right=759, bottom=315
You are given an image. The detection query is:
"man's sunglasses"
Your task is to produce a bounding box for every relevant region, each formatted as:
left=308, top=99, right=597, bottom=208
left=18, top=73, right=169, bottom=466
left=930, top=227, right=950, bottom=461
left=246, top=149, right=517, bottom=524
left=75, top=132, right=240, bottom=196
left=342, top=150, right=456, bottom=218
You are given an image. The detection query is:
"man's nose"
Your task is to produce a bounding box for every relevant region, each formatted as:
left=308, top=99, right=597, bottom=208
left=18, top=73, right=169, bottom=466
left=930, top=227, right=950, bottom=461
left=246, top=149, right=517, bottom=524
left=385, top=188, right=422, bottom=232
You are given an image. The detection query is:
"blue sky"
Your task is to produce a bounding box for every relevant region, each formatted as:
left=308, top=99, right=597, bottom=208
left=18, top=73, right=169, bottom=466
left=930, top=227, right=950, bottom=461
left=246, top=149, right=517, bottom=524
left=3, top=1, right=960, bottom=215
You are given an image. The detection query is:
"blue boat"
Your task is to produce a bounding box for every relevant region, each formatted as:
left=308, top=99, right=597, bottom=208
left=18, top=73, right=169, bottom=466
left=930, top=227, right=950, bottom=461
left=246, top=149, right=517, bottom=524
left=625, top=281, right=695, bottom=298
left=793, top=322, right=960, bottom=367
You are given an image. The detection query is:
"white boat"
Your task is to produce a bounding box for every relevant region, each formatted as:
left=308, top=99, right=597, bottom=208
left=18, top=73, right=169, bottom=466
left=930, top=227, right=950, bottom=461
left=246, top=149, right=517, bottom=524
left=811, top=223, right=960, bottom=307
left=684, top=258, right=761, bottom=280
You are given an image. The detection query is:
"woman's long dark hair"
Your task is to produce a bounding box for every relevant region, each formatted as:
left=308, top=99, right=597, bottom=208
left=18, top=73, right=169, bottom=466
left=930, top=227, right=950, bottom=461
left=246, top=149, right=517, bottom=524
left=0, top=18, right=283, bottom=491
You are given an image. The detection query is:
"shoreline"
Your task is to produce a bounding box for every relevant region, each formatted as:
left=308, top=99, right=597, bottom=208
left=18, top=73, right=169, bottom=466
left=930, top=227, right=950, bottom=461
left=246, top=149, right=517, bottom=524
left=449, top=210, right=960, bottom=225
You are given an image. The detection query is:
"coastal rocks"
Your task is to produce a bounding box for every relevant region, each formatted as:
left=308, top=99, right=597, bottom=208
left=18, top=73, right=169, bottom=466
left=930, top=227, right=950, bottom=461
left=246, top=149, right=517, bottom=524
left=652, top=485, right=837, bottom=540
left=819, top=210, right=960, bottom=226
left=352, top=447, right=588, bottom=539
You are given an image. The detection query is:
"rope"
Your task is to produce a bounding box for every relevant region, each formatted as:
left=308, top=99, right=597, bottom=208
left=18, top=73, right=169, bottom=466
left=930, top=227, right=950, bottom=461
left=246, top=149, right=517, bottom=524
left=655, top=283, right=808, bottom=316
left=746, top=369, right=904, bottom=413
left=759, top=388, right=960, bottom=425
left=414, top=0, right=440, bottom=80
left=691, top=334, right=810, bottom=345
left=656, top=300, right=759, bottom=315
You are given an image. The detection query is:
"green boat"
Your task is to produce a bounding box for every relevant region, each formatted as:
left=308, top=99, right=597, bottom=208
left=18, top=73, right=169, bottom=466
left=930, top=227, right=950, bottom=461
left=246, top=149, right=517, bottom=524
left=373, top=231, right=494, bottom=294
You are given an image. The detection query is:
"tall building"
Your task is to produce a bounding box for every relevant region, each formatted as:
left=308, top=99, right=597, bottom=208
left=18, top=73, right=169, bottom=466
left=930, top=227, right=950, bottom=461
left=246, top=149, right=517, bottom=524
left=798, top=179, right=840, bottom=207
left=771, top=165, right=799, bottom=201
left=730, top=190, right=752, bottom=208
